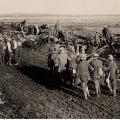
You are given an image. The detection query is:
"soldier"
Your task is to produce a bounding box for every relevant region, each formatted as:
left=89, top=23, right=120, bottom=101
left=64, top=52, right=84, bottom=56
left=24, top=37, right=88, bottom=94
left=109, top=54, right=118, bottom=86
left=48, top=47, right=59, bottom=74
left=0, top=34, right=6, bottom=65
left=90, top=53, right=103, bottom=97
left=76, top=54, right=93, bottom=100
left=73, top=39, right=77, bottom=53
left=68, top=50, right=78, bottom=86
left=58, top=47, right=71, bottom=73
left=14, top=34, right=22, bottom=65
left=94, top=32, right=100, bottom=47
left=4, top=34, right=12, bottom=65
left=54, top=20, right=61, bottom=37
left=10, top=35, right=17, bottom=64
left=102, top=25, right=111, bottom=44
left=106, top=55, right=118, bottom=96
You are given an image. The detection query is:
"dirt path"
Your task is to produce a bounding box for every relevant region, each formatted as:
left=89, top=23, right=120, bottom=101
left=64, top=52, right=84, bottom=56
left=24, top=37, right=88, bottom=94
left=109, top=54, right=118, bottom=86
left=0, top=44, right=119, bottom=118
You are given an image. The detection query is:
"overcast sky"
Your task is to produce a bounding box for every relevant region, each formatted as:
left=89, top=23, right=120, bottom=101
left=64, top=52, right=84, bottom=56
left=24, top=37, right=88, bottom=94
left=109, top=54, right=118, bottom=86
left=0, top=0, right=119, bottom=15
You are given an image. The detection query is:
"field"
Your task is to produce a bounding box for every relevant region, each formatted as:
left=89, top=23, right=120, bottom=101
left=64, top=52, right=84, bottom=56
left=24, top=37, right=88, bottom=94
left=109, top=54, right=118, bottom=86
left=0, top=16, right=120, bottom=118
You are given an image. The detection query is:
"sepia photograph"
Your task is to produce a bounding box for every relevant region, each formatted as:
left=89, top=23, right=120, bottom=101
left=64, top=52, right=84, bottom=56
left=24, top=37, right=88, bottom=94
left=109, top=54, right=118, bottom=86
left=0, top=0, right=119, bottom=119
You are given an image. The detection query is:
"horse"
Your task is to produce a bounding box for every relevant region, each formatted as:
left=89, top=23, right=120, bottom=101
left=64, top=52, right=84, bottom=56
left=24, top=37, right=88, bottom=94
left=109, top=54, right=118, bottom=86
left=22, top=25, right=37, bottom=35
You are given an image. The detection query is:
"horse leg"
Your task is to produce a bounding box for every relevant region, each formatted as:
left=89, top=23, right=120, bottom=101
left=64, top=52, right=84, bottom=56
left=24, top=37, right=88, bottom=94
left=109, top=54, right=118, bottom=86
left=0, top=58, right=2, bottom=66
left=17, top=48, right=21, bottom=64
left=0, top=54, right=2, bottom=66
left=2, top=56, right=4, bottom=66
left=8, top=52, right=12, bottom=65
left=18, top=47, right=21, bottom=63
left=13, top=49, right=16, bottom=64
left=15, top=48, right=20, bottom=65
left=3, top=53, right=5, bottom=66
left=1, top=55, right=3, bottom=66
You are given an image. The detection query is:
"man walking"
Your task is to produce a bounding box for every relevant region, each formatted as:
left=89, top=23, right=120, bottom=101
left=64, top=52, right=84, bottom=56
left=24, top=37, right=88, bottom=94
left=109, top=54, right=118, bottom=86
left=76, top=54, right=93, bottom=100
left=106, top=55, right=118, bottom=96
left=90, top=53, right=103, bottom=97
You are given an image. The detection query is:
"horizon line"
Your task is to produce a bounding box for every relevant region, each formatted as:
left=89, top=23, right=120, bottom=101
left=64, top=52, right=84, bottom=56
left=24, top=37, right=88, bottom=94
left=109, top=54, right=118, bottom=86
left=0, top=13, right=120, bottom=17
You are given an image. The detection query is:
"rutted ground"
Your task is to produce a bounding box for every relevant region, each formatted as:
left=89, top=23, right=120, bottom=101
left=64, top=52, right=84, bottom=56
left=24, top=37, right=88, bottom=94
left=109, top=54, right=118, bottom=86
left=0, top=44, right=119, bottom=118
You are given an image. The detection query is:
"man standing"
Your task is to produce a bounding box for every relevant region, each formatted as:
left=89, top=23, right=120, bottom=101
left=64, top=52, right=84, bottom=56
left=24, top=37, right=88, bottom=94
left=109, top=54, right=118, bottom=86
left=4, top=35, right=12, bottom=65
left=94, top=32, right=100, bottom=47
left=11, top=35, right=18, bottom=64
left=58, top=47, right=71, bottom=72
left=106, top=55, right=118, bottom=96
left=102, top=25, right=111, bottom=44
left=90, top=53, right=103, bottom=97
left=15, top=34, right=22, bottom=65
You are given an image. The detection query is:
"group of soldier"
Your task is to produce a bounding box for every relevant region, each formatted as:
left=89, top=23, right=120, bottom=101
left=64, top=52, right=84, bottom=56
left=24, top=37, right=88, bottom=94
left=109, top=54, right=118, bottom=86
left=48, top=25, right=119, bottom=100
left=93, top=25, right=113, bottom=48
left=0, top=31, right=22, bottom=66
left=0, top=20, right=119, bottom=102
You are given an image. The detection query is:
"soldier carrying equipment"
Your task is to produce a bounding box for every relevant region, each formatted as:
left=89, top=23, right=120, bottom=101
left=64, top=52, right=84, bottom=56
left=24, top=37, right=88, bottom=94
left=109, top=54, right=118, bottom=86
left=76, top=54, right=93, bottom=100
left=90, top=53, right=103, bottom=97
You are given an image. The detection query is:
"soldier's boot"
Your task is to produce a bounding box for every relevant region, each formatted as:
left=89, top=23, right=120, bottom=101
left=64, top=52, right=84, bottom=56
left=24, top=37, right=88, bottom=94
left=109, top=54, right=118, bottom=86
left=0, top=61, right=2, bottom=66
left=113, top=86, right=116, bottom=97
left=15, top=58, right=19, bottom=65
left=98, top=85, right=101, bottom=94
left=72, top=79, right=75, bottom=86
left=2, top=57, right=5, bottom=66
left=9, top=58, right=12, bottom=65
left=96, top=86, right=99, bottom=97
left=84, top=91, right=88, bottom=100
left=96, top=83, right=101, bottom=97
left=86, top=86, right=90, bottom=97
left=83, top=83, right=88, bottom=100
left=108, top=83, right=113, bottom=93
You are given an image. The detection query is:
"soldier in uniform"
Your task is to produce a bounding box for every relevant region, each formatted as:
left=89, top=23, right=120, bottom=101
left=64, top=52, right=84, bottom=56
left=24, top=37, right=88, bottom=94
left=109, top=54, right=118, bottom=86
left=57, top=47, right=71, bottom=73
left=4, top=34, right=12, bottom=65
left=73, top=39, right=78, bottom=53
left=13, top=34, right=22, bottom=65
left=0, top=34, right=6, bottom=65
left=106, top=55, right=118, bottom=96
left=94, top=32, right=100, bottom=47
left=11, top=35, right=17, bottom=64
left=102, top=25, right=111, bottom=44
left=76, top=54, right=93, bottom=100
left=90, top=53, right=103, bottom=97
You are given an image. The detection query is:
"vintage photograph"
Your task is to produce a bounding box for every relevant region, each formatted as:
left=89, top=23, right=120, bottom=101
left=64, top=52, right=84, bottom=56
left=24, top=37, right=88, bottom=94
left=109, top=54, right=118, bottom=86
left=0, top=0, right=119, bottom=119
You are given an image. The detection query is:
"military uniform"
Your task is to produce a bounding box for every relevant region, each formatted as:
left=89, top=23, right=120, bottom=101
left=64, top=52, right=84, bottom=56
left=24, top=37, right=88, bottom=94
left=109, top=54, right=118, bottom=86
left=0, top=41, right=6, bottom=65
left=58, top=50, right=70, bottom=72
left=94, top=32, right=100, bottom=47
left=48, top=48, right=59, bottom=72
left=12, top=37, right=22, bottom=65
left=102, top=26, right=111, bottom=43
left=107, top=60, right=118, bottom=96
left=90, top=59, right=103, bottom=97
left=76, top=54, right=92, bottom=100
left=5, top=37, right=12, bottom=65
